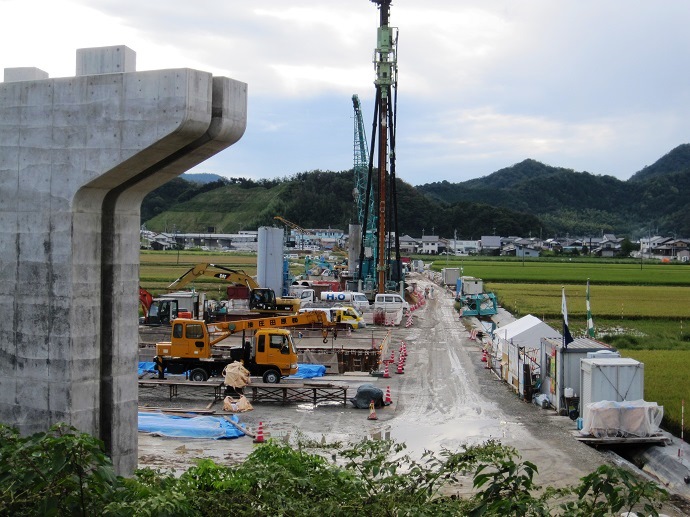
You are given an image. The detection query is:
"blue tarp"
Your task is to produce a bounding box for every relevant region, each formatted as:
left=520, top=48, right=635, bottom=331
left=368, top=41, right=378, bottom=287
left=138, top=361, right=157, bottom=376
left=138, top=413, right=245, bottom=439
left=288, top=363, right=326, bottom=379
left=139, top=361, right=325, bottom=379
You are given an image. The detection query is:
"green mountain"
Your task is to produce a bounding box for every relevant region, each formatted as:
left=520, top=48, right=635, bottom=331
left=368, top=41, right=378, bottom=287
left=142, top=170, right=543, bottom=239
left=629, top=144, right=690, bottom=182
left=181, top=173, right=225, bottom=184
left=142, top=145, right=690, bottom=238
left=418, top=145, right=690, bottom=236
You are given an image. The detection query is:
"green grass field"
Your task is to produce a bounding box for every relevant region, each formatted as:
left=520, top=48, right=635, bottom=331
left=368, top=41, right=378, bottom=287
left=429, top=257, right=690, bottom=438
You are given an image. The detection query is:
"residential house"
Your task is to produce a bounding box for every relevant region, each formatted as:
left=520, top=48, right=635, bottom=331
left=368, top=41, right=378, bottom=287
left=480, top=235, right=501, bottom=254
left=399, top=234, right=419, bottom=254
left=421, top=235, right=440, bottom=254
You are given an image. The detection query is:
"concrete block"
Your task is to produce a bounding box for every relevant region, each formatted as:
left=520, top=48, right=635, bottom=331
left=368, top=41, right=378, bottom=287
left=4, top=67, right=49, bottom=82
left=76, top=46, right=136, bottom=76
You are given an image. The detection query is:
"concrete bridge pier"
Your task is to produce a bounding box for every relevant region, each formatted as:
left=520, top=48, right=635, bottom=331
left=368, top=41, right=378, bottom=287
left=0, top=46, right=247, bottom=474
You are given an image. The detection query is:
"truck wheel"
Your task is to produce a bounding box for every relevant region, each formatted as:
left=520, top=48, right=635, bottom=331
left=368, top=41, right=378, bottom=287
left=262, top=369, right=281, bottom=384
left=189, top=368, right=209, bottom=382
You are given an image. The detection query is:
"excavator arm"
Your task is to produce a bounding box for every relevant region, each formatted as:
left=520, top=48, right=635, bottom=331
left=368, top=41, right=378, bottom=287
left=167, top=263, right=259, bottom=291
left=165, top=262, right=298, bottom=314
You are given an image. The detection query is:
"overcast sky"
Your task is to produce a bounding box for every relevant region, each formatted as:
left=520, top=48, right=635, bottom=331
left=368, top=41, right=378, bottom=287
left=3, top=0, right=690, bottom=185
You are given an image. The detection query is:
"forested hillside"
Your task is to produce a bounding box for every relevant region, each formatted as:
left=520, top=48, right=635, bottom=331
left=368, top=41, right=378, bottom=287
left=418, top=145, right=690, bottom=236
left=142, top=144, right=690, bottom=237
left=142, top=171, right=543, bottom=238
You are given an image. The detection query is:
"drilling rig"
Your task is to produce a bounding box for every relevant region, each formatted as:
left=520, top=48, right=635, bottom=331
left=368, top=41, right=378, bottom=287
left=352, top=93, right=377, bottom=290
left=356, top=0, right=402, bottom=295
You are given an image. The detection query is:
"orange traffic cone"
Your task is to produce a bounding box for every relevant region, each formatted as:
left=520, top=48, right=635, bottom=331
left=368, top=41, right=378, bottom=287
left=395, top=359, right=404, bottom=374
left=384, top=386, right=392, bottom=405
left=253, top=421, right=265, bottom=444
left=383, top=363, right=390, bottom=378
left=389, top=350, right=395, bottom=363
left=368, top=400, right=378, bottom=420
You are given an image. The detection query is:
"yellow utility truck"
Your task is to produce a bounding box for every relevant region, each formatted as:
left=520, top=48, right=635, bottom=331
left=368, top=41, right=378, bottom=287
left=154, top=311, right=336, bottom=383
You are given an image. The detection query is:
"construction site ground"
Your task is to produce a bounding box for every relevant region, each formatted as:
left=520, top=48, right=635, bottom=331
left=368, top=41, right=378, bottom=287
left=138, top=273, right=690, bottom=514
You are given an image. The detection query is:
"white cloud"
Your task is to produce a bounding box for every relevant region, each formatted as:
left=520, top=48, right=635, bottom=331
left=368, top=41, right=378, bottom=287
left=3, top=0, right=690, bottom=184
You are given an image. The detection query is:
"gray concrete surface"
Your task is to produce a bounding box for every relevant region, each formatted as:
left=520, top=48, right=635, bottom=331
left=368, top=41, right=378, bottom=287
left=0, top=45, right=247, bottom=474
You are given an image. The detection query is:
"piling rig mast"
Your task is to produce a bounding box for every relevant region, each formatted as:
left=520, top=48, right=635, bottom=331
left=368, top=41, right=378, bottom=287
left=352, top=94, right=377, bottom=284
left=357, top=0, right=401, bottom=294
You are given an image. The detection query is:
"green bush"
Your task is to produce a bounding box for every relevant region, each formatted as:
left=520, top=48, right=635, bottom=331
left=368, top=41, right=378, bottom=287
left=0, top=425, right=669, bottom=516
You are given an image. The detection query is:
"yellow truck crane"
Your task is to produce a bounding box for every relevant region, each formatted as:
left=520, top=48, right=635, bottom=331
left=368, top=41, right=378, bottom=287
left=154, top=311, right=337, bottom=383
left=167, top=262, right=300, bottom=314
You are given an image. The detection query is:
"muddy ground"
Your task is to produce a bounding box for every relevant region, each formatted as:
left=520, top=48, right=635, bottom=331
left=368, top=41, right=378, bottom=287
left=138, top=273, right=688, bottom=514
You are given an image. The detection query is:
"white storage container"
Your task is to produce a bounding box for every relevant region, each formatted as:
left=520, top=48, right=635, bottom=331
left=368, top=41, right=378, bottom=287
left=580, top=358, right=644, bottom=423
left=442, top=268, right=460, bottom=286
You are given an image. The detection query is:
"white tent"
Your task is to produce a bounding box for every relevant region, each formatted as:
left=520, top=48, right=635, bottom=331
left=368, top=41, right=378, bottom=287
left=494, top=315, right=561, bottom=393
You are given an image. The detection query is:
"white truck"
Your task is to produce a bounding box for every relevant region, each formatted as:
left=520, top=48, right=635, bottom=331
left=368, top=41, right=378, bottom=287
left=298, top=290, right=370, bottom=312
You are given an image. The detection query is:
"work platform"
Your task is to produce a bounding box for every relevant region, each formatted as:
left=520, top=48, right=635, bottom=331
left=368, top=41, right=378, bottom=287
left=138, top=379, right=225, bottom=401
left=247, top=382, right=349, bottom=406
left=571, top=431, right=672, bottom=447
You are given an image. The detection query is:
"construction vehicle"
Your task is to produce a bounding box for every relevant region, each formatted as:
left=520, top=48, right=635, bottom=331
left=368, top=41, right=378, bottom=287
left=167, top=263, right=300, bottom=314
left=154, top=311, right=337, bottom=383
left=298, top=289, right=370, bottom=313
left=298, top=306, right=366, bottom=330
left=141, top=290, right=206, bottom=325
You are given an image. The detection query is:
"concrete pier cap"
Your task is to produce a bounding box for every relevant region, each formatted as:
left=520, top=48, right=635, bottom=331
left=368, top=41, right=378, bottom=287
left=0, top=45, right=247, bottom=475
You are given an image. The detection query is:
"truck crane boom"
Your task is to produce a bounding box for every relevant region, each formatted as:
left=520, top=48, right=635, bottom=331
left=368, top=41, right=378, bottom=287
left=204, top=310, right=336, bottom=346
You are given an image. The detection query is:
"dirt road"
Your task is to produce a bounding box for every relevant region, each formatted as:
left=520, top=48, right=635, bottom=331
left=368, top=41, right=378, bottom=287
left=138, top=273, right=686, bottom=512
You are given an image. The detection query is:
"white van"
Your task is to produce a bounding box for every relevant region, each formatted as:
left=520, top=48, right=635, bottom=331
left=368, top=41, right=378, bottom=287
left=373, top=293, right=410, bottom=312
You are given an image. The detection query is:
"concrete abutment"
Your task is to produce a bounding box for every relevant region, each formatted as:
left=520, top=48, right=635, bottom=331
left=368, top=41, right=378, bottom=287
left=0, top=46, right=247, bottom=474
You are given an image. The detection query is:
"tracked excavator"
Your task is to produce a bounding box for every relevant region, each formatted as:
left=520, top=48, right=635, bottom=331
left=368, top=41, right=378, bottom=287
left=141, top=263, right=300, bottom=324
left=167, top=263, right=300, bottom=314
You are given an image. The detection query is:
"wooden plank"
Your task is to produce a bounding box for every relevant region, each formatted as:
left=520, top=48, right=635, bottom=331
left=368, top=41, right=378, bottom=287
left=138, top=379, right=225, bottom=401
left=137, top=406, right=216, bottom=415
left=223, top=416, right=253, bottom=438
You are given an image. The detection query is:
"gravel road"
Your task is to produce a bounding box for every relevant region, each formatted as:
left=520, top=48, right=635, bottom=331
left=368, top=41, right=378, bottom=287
left=138, top=273, right=687, bottom=514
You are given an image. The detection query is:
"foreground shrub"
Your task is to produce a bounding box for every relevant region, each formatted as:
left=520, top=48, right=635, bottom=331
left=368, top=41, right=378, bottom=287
left=0, top=424, right=669, bottom=516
